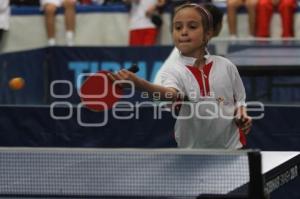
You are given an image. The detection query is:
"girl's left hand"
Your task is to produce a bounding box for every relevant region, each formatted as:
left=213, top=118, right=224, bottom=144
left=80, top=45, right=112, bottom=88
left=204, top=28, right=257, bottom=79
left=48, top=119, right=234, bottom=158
left=234, top=107, right=252, bottom=135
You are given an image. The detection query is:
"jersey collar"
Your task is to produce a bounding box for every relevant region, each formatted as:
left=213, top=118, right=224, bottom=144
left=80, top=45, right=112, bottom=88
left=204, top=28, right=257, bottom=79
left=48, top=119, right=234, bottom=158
left=178, top=48, right=212, bottom=67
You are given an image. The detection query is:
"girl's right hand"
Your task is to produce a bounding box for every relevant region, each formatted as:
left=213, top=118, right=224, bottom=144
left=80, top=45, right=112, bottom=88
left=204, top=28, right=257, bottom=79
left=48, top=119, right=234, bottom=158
left=107, top=69, right=141, bottom=88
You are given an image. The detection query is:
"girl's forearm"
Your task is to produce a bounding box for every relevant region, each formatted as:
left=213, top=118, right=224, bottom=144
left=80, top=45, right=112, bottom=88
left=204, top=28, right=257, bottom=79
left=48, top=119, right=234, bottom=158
left=136, top=78, right=179, bottom=101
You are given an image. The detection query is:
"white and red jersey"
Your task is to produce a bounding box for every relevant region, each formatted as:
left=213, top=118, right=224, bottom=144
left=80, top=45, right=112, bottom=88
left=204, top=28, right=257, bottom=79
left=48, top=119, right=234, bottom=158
left=155, top=49, right=246, bottom=149
left=128, top=0, right=157, bottom=30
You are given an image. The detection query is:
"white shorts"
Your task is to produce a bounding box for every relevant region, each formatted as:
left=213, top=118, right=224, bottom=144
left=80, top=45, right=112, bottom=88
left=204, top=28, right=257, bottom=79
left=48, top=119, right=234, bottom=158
left=40, top=0, right=76, bottom=8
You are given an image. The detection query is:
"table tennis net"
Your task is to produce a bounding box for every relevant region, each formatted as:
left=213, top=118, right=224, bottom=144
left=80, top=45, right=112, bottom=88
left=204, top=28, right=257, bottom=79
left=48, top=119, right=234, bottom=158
left=0, top=148, right=256, bottom=198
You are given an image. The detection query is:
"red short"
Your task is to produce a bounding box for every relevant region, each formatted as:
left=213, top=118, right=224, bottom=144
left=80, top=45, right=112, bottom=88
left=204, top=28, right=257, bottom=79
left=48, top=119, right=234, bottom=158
left=129, top=28, right=158, bottom=46
left=256, top=0, right=297, bottom=37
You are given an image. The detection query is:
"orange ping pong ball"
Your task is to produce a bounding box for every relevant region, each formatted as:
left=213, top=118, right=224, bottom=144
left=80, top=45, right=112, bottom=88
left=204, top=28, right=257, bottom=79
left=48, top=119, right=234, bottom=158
left=9, top=77, right=25, bottom=90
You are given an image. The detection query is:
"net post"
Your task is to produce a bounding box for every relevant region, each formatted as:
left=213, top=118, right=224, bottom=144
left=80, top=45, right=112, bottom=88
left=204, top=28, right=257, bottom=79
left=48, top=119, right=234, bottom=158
left=247, top=150, right=269, bottom=199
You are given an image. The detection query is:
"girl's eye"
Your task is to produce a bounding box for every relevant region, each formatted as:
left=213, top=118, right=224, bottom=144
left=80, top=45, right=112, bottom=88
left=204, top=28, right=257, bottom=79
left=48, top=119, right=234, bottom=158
left=189, top=22, right=199, bottom=29
left=174, top=25, right=182, bottom=31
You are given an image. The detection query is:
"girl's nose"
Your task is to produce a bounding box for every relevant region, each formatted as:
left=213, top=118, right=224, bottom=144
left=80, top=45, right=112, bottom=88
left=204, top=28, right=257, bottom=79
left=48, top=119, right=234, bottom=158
left=181, top=26, right=188, bottom=35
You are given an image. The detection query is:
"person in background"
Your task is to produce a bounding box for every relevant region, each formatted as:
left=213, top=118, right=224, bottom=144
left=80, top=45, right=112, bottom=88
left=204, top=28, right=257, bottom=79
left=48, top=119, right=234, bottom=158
left=227, top=0, right=257, bottom=39
left=123, top=0, right=166, bottom=46
left=255, top=0, right=297, bottom=38
left=40, top=0, right=77, bottom=46
left=0, top=0, right=10, bottom=49
left=108, top=3, right=252, bottom=149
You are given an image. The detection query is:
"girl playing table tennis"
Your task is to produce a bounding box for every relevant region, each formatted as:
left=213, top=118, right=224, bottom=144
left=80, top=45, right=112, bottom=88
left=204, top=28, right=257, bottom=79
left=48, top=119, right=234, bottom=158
left=108, top=3, right=252, bottom=149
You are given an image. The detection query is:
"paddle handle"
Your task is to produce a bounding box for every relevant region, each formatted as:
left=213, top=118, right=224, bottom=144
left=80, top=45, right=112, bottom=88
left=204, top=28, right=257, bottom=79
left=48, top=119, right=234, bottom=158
left=128, top=64, right=139, bottom=73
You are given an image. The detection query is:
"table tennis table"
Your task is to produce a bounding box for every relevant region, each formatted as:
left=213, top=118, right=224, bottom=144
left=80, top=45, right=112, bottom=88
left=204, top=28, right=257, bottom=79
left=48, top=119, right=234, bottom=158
left=227, top=47, right=300, bottom=76
left=210, top=40, right=300, bottom=75
left=220, top=41, right=300, bottom=101
left=0, top=148, right=299, bottom=199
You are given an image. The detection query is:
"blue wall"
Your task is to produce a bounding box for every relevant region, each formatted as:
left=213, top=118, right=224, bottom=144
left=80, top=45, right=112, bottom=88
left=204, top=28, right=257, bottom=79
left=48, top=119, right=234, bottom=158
left=1, top=46, right=299, bottom=105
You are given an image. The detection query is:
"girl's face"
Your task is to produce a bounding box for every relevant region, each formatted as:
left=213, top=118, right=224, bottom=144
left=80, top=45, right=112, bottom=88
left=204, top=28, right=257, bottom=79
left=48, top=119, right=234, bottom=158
left=172, top=7, right=210, bottom=58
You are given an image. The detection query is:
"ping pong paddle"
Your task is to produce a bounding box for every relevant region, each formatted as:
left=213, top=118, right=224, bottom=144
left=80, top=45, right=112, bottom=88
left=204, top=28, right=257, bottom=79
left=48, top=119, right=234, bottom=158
left=80, top=64, right=139, bottom=112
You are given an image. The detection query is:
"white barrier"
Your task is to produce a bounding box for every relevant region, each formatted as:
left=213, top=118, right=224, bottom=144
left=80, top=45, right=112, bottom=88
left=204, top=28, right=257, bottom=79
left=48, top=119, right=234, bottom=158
left=1, top=8, right=300, bottom=53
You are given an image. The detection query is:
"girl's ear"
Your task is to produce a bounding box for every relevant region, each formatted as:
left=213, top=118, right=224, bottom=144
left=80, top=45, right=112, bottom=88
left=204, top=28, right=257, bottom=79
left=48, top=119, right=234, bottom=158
left=206, top=30, right=214, bottom=41
left=204, top=30, right=213, bottom=44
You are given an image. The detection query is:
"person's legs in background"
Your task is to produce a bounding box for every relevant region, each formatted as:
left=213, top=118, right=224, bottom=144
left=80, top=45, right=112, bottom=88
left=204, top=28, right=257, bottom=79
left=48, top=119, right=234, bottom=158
left=255, top=0, right=273, bottom=37
left=63, top=0, right=76, bottom=46
left=278, top=0, right=297, bottom=37
left=245, top=0, right=258, bottom=36
left=43, top=2, right=58, bottom=46
left=227, top=0, right=244, bottom=38
left=0, top=0, right=9, bottom=51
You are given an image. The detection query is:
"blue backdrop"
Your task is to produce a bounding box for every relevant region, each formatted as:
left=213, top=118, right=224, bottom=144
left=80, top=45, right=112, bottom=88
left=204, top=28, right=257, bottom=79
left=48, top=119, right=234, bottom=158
left=0, top=46, right=299, bottom=105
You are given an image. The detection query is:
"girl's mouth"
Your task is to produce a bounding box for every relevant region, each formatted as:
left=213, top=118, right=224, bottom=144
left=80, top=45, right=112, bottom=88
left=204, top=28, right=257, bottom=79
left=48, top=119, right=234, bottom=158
left=179, top=39, right=192, bottom=43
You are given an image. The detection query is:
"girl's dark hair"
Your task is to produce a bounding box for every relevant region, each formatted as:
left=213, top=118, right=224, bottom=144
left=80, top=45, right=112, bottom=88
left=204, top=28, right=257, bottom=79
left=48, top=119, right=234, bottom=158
left=173, top=3, right=213, bottom=33
left=203, top=3, right=224, bottom=33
